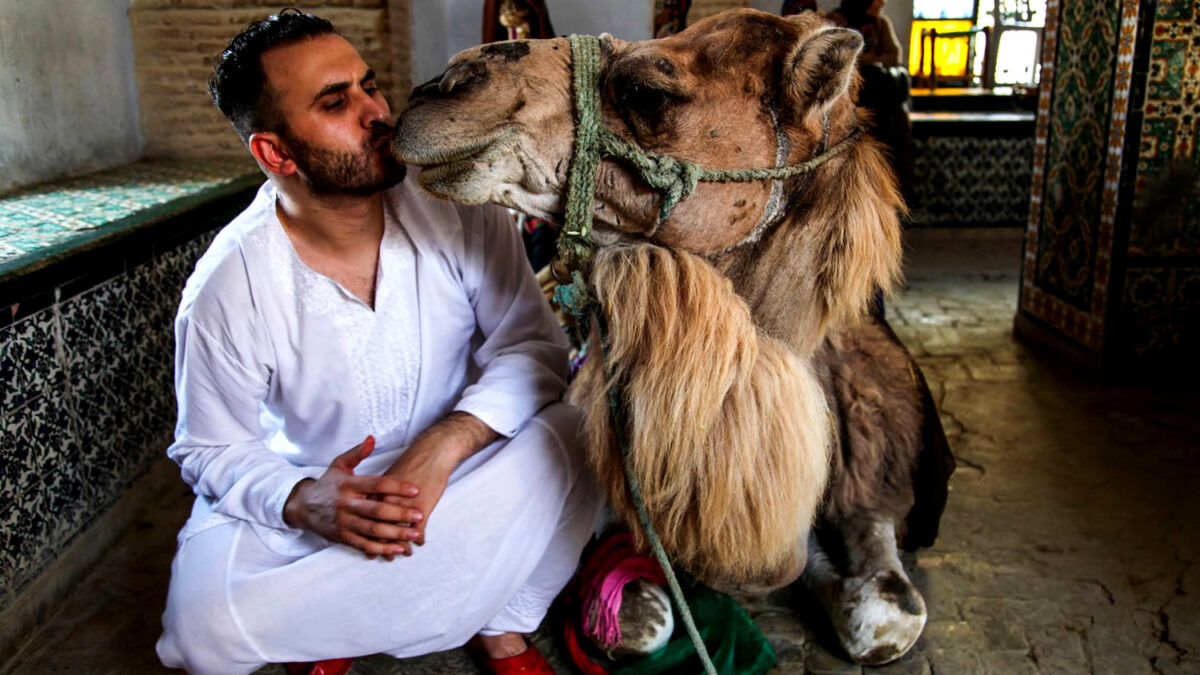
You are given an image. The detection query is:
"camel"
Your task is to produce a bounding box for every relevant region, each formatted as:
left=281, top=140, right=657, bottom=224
left=394, top=8, right=954, bottom=665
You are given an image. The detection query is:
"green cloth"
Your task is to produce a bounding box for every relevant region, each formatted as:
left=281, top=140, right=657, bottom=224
left=614, top=580, right=776, bottom=675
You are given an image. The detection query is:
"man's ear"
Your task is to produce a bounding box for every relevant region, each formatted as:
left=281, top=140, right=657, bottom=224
left=248, top=132, right=296, bottom=176
left=785, top=27, right=863, bottom=116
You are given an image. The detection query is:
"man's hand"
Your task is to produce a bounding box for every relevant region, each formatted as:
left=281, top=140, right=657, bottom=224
left=382, top=412, right=500, bottom=546
left=283, top=436, right=426, bottom=560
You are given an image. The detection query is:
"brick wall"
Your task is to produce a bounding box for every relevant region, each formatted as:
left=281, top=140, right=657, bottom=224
left=688, top=0, right=750, bottom=22
left=129, top=0, right=410, bottom=158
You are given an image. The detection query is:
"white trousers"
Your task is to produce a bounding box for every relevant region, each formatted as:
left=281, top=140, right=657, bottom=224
left=157, top=403, right=603, bottom=675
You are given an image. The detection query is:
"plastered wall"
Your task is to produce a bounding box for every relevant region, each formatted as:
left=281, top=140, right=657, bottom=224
left=0, top=0, right=142, bottom=194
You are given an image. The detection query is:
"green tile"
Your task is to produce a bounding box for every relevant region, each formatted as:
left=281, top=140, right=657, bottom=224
left=0, top=157, right=260, bottom=262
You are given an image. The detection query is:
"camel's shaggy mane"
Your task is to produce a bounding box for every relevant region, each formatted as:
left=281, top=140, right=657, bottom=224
left=570, top=118, right=913, bottom=591
left=570, top=244, right=831, bottom=591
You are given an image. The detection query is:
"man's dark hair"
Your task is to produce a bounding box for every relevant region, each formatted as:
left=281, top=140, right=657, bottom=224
left=209, top=9, right=335, bottom=143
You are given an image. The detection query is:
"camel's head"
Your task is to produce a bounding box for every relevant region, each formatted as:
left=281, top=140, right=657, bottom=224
left=396, top=9, right=870, bottom=255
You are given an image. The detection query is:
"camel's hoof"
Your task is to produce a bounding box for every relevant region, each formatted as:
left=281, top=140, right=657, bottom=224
left=833, top=570, right=927, bottom=665
left=592, top=579, right=674, bottom=660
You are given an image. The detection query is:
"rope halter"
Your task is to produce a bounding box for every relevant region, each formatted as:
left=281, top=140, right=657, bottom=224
left=557, top=33, right=861, bottom=272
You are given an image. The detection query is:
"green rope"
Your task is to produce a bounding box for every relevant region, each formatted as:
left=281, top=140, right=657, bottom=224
left=599, top=126, right=861, bottom=222
left=595, top=316, right=721, bottom=675
left=560, top=34, right=602, bottom=271
left=556, top=33, right=860, bottom=675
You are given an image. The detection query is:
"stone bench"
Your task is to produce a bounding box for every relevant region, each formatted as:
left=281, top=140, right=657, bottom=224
left=0, top=158, right=261, bottom=664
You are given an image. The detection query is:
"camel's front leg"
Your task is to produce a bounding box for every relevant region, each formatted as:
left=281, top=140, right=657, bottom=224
left=802, top=516, right=927, bottom=665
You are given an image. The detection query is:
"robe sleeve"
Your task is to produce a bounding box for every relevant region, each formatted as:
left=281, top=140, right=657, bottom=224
left=453, top=205, right=570, bottom=437
left=167, top=282, right=312, bottom=531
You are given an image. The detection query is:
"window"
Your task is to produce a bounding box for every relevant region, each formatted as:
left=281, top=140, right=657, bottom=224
left=911, top=0, right=1045, bottom=88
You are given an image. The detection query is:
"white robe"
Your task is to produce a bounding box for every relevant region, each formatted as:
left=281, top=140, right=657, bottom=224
left=156, top=176, right=603, bottom=674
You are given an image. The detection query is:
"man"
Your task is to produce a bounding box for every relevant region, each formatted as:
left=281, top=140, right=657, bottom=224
left=156, top=10, right=602, bottom=675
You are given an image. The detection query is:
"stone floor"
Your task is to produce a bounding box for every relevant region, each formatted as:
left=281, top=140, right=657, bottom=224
left=5, top=227, right=1199, bottom=674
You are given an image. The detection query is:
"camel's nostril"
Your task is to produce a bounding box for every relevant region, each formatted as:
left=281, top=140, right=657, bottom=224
left=410, top=74, right=442, bottom=100
left=434, top=60, right=489, bottom=95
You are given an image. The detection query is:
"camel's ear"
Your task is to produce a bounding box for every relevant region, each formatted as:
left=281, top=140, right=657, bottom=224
left=785, top=27, right=862, bottom=115
left=599, top=32, right=629, bottom=60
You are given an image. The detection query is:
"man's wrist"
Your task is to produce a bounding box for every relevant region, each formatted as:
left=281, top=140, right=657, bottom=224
left=282, top=478, right=315, bottom=528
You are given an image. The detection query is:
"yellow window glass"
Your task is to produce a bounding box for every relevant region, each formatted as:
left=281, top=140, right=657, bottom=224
left=909, top=19, right=975, bottom=78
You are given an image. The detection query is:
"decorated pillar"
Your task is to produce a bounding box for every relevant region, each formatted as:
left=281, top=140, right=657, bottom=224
left=1017, top=0, right=1199, bottom=373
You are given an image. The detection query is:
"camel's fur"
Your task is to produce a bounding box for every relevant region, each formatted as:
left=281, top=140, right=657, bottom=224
left=716, top=136, right=905, bottom=355
left=395, top=8, right=951, bottom=595
left=571, top=244, right=831, bottom=590
left=818, top=320, right=924, bottom=526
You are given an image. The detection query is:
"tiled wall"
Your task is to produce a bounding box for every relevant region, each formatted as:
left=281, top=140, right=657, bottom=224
left=1118, top=0, right=1200, bottom=364
left=0, top=231, right=214, bottom=611
left=910, top=135, right=1036, bottom=227
left=1018, top=0, right=1198, bottom=371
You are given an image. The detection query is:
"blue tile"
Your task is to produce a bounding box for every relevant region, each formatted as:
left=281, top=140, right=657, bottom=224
left=0, top=410, right=36, bottom=507
left=60, top=277, right=137, bottom=386
left=0, top=310, right=64, bottom=414
left=0, top=487, right=52, bottom=596
left=40, top=457, right=93, bottom=557
left=70, top=369, right=126, bottom=464
left=0, top=500, right=25, bottom=592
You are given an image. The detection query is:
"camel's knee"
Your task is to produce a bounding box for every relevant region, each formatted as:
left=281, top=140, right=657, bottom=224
left=803, top=522, right=927, bottom=665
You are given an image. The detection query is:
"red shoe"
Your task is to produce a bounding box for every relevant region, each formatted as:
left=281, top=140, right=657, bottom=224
left=465, top=640, right=556, bottom=674
left=283, top=658, right=354, bottom=675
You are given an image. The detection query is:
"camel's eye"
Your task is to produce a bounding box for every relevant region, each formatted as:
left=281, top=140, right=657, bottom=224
left=610, top=71, right=687, bottom=139
left=619, top=82, right=669, bottom=113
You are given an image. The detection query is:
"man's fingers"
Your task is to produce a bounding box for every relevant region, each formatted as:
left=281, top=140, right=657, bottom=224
left=331, top=435, right=376, bottom=472
left=343, top=497, right=423, bottom=525
left=342, top=530, right=412, bottom=558
left=343, top=474, right=419, bottom=498
left=339, top=513, right=421, bottom=543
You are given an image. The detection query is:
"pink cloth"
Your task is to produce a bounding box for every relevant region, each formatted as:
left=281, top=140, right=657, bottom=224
left=578, top=532, right=668, bottom=648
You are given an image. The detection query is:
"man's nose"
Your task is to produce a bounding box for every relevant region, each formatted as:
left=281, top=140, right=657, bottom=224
left=360, top=89, right=392, bottom=126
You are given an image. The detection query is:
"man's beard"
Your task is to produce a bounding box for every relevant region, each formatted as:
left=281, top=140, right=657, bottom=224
left=282, top=122, right=406, bottom=197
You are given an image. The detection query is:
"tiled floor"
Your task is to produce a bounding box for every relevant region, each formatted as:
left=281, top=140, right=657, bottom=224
left=5, top=227, right=1199, bottom=674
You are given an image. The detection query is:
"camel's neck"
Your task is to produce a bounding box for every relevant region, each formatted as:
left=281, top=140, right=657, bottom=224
left=712, top=204, right=830, bottom=356
left=711, top=141, right=902, bottom=357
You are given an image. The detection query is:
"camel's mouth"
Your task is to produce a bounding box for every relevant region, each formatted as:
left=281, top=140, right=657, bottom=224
left=393, top=126, right=520, bottom=202
left=394, top=127, right=517, bottom=170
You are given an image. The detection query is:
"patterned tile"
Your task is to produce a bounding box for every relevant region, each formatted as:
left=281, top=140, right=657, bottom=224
left=0, top=409, right=36, bottom=508
left=0, top=309, right=64, bottom=414
left=1130, top=0, right=1200, bottom=260
left=1120, top=266, right=1200, bottom=362
left=59, top=276, right=138, bottom=389
left=911, top=136, right=1036, bottom=226
left=11, top=393, right=76, bottom=474
left=0, top=486, right=50, bottom=597
left=1032, top=0, right=1122, bottom=313
left=0, top=158, right=257, bottom=244
left=0, top=499, right=25, bottom=595
left=1017, top=0, right=1180, bottom=363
